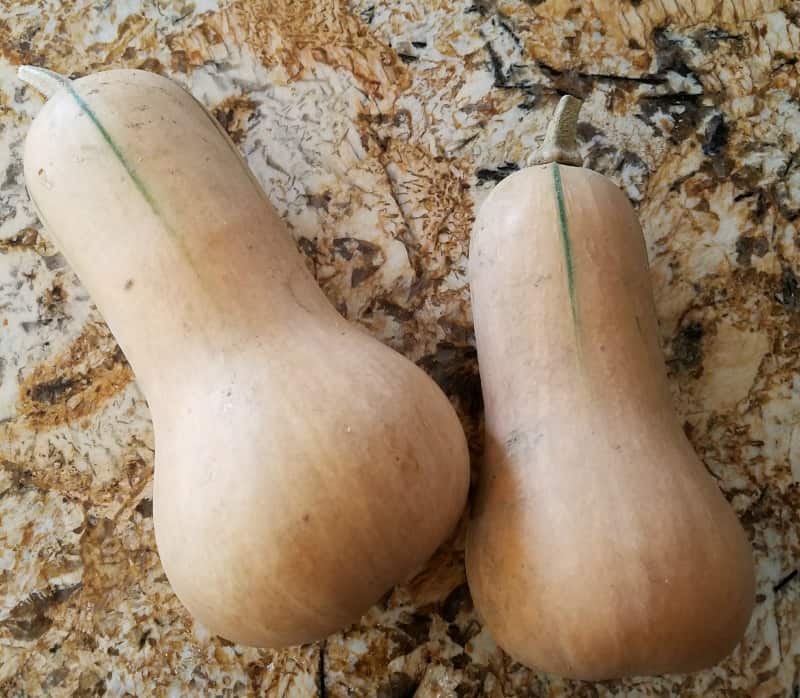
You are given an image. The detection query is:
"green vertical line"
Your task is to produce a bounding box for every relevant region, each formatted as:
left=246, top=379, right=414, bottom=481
left=551, top=163, right=579, bottom=330
left=62, top=79, right=163, bottom=218
left=58, top=77, right=205, bottom=288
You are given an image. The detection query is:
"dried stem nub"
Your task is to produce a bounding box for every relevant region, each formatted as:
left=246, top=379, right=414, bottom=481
left=18, top=65, right=69, bottom=98
left=529, top=95, right=584, bottom=167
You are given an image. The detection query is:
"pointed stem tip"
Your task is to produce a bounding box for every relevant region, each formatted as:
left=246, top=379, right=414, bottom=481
left=530, top=94, right=584, bottom=167
left=18, top=65, right=69, bottom=99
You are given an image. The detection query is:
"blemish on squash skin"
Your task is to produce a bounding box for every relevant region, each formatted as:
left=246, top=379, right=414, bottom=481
left=504, top=431, right=542, bottom=454
left=504, top=430, right=523, bottom=451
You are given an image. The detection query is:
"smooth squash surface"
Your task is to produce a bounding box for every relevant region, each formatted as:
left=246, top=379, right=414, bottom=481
left=466, top=97, right=755, bottom=680
left=21, top=68, right=470, bottom=647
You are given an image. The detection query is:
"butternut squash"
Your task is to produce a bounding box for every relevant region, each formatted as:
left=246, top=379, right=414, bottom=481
left=19, top=66, right=470, bottom=647
left=466, top=96, right=754, bottom=679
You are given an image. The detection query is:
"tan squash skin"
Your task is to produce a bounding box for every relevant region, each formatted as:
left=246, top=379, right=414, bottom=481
left=21, top=68, right=470, bottom=647
left=466, top=102, right=755, bottom=680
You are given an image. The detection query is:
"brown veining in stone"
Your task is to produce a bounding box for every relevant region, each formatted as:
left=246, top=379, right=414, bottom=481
left=211, top=94, right=258, bottom=144
left=240, top=0, right=411, bottom=94
left=17, top=323, right=134, bottom=429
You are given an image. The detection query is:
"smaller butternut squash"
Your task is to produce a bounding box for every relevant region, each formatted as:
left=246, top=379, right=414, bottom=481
left=466, top=96, right=755, bottom=680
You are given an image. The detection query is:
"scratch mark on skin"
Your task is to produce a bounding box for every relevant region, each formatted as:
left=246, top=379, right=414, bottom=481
left=552, top=163, right=578, bottom=332
left=504, top=429, right=524, bottom=451
left=533, top=273, right=552, bottom=288
left=504, top=430, right=543, bottom=454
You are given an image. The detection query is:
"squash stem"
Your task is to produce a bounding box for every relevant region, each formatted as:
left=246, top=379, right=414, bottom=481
left=530, top=95, right=583, bottom=167
left=18, top=65, right=69, bottom=98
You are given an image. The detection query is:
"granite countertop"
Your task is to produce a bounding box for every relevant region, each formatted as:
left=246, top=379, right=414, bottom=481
left=0, top=1, right=798, bottom=696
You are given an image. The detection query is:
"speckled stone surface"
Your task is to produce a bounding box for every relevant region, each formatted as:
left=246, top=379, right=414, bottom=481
left=0, top=1, right=798, bottom=695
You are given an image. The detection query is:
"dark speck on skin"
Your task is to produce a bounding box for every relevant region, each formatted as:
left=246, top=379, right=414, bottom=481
left=124, top=279, right=134, bottom=290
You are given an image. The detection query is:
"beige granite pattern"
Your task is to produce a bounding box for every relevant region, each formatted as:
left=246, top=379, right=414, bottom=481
left=0, top=0, right=798, bottom=695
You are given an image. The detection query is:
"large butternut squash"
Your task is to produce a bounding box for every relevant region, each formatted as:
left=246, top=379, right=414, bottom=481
left=466, top=96, right=754, bottom=679
left=19, top=66, right=470, bottom=647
